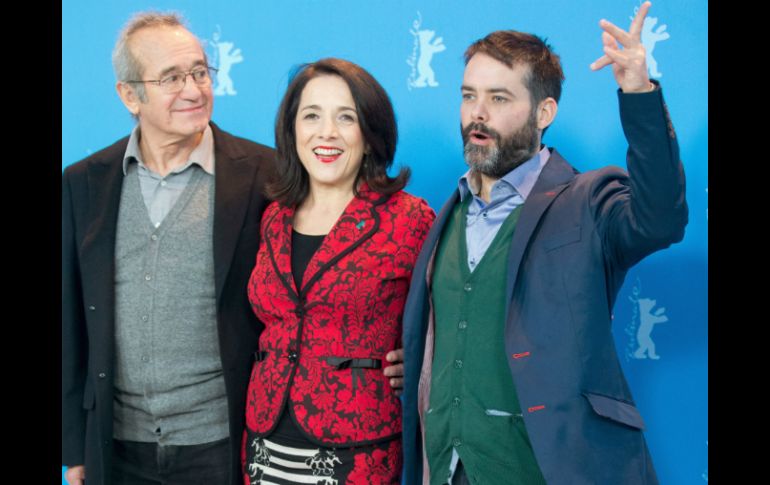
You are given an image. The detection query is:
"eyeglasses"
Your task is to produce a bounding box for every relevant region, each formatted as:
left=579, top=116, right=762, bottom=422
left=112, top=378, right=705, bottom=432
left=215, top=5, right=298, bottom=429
left=126, top=66, right=218, bottom=94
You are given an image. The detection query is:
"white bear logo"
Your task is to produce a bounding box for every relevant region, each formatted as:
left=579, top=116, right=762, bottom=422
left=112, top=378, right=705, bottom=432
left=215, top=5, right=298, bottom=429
left=633, top=297, right=668, bottom=360
left=407, top=12, right=446, bottom=89
left=413, top=29, right=445, bottom=87
left=208, top=26, right=243, bottom=96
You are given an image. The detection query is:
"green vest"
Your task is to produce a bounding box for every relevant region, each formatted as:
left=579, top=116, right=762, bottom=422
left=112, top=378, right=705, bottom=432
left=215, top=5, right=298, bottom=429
left=425, top=196, right=545, bottom=485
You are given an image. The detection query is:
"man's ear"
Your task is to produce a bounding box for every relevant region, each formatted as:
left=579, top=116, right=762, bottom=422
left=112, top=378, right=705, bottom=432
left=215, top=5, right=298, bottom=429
left=536, top=97, right=558, bottom=130
left=116, top=82, right=141, bottom=116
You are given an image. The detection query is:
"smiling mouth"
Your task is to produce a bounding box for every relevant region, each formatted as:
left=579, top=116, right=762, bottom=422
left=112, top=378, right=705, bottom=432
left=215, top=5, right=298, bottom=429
left=176, top=105, right=206, bottom=113
left=313, top=146, right=343, bottom=162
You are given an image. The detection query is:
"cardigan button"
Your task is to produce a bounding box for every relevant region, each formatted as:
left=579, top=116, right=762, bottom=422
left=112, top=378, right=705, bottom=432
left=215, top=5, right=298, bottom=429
left=287, top=350, right=298, bottom=363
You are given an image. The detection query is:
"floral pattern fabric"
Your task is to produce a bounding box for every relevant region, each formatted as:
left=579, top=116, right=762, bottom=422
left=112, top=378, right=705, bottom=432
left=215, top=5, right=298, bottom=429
left=245, top=185, right=435, bottom=446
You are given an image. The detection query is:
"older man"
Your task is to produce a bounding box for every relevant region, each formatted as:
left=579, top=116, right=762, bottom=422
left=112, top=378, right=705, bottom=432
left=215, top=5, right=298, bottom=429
left=61, top=12, right=275, bottom=485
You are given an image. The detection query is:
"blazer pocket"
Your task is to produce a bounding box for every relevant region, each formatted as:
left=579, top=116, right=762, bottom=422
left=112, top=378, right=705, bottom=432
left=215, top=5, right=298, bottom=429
left=582, top=391, right=645, bottom=430
left=82, top=380, right=95, bottom=410
left=542, top=226, right=581, bottom=252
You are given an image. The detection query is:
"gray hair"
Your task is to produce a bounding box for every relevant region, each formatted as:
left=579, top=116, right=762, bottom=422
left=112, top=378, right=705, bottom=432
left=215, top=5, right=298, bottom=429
left=112, top=11, right=193, bottom=102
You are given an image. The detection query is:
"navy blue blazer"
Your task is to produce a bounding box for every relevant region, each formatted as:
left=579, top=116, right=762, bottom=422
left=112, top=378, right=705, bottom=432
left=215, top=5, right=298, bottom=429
left=401, top=87, right=687, bottom=485
left=62, top=123, right=275, bottom=485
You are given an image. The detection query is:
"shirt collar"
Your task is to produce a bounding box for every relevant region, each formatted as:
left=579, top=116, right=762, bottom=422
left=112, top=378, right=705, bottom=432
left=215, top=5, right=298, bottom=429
left=122, top=125, right=215, bottom=176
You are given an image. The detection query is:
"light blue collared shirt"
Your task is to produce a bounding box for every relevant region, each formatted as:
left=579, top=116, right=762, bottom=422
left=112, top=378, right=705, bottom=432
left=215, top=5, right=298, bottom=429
left=458, top=145, right=550, bottom=272
left=122, top=125, right=215, bottom=228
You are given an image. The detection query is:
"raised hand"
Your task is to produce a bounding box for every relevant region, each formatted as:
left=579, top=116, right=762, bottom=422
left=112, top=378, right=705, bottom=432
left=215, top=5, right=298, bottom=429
left=590, top=1, right=655, bottom=93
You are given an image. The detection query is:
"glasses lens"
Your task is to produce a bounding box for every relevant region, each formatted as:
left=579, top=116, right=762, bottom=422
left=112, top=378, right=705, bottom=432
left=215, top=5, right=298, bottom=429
left=192, top=68, right=210, bottom=84
left=157, top=68, right=212, bottom=93
left=160, top=73, right=183, bottom=93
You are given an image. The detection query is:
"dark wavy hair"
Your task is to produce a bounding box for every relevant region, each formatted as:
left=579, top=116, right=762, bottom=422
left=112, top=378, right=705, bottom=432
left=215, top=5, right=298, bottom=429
left=268, top=58, right=410, bottom=207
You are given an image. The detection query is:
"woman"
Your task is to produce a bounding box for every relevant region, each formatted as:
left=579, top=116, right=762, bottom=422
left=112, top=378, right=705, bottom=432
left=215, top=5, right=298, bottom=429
left=242, top=58, right=435, bottom=484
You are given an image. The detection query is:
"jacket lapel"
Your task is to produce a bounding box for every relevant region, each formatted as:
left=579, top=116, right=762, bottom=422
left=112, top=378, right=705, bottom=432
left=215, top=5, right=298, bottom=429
left=82, top=156, right=125, bottom=265
left=263, top=204, right=300, bottom=301
left=503, top=149, right=576, bottom=317
left=300, top=185, right=385, bottom=296
left=422, top=191, right=460, bottom=288
left=211, top=123, right=261, bottom=304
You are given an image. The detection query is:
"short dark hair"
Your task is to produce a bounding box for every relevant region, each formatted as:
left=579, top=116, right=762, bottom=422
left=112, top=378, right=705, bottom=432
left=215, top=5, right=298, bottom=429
left=269, top=58, right=409, bottom=206
left=464, top=30, right=565, bottom=108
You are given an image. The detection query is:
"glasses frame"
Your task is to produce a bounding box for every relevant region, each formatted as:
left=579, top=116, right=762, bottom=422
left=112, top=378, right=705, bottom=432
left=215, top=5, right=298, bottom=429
left=125, top=66, right=219, bottom=94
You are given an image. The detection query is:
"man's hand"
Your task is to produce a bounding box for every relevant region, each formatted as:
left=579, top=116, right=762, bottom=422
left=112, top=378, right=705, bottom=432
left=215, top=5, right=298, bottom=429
left=590, top=1, right=655, bottom=93
left=384, top=348, right=405, bottom=396
left=64, top=465, right=85, bottom=485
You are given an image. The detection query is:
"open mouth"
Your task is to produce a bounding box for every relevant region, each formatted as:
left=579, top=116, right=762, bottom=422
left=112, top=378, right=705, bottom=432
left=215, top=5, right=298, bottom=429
left=468, top=130, right=495, bottom=145
left=470, top=130, right=490, bottom=141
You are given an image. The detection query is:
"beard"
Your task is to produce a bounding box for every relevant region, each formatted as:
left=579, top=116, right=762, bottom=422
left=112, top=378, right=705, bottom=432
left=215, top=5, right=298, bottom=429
left=461, top=109, right=540, bottom=178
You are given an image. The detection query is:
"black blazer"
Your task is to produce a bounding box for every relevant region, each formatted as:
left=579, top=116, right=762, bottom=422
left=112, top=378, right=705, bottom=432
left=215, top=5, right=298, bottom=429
left=62, top=123, right=274, bottom=485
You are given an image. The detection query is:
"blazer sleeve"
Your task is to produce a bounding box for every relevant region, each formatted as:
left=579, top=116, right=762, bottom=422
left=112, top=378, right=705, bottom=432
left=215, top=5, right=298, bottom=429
left=61, top=169, right=87, bottom=465
left=590, top=83, right=689, bottom=270
left=403, top=197, right=436, bottom=265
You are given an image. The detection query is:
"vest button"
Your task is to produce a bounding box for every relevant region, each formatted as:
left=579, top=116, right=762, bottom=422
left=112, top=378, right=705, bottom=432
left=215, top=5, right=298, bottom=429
left=454, top=359, right=463, bottom=369
left=453, top=438, right=462, bottom=447
left=463, top=283, right=472, bottom=292
left=458, top=320, right=467, bottom=330
left=287, top=350, right=298, bottom=363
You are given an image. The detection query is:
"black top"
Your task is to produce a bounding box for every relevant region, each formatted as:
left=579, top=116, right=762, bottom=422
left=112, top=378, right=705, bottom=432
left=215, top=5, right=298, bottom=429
left=291, top=230, right=325, bottom=289
left=275, top=229, right=326, bottom=445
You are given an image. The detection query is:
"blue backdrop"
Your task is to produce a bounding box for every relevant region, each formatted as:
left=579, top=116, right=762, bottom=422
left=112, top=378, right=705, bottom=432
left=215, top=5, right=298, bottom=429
left=62, top=1, right=708, bottom=483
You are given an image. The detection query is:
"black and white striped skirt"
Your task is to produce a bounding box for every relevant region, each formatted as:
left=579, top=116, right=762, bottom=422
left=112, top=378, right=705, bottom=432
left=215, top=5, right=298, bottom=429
left=242, top=427, right=401, bottom=484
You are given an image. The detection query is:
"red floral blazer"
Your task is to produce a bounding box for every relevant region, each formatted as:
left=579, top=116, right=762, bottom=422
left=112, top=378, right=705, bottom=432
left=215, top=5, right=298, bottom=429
left=245, top=185, right=435, bottom=446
